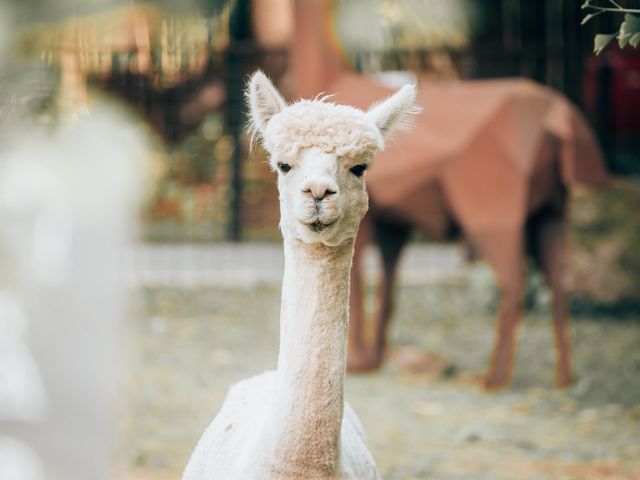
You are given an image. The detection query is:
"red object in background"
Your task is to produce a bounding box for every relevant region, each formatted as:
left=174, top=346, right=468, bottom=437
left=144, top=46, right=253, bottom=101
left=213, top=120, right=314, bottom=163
left=585, top=46, right=640, bottom=133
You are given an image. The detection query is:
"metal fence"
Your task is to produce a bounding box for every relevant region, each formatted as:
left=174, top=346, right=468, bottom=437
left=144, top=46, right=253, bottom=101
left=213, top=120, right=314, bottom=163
left=85, top=0, right=640, bottom=242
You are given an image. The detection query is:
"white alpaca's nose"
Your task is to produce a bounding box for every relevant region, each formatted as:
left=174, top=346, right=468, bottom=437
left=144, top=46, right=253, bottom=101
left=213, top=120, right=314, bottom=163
left=301, top=179, right=338, bottom=201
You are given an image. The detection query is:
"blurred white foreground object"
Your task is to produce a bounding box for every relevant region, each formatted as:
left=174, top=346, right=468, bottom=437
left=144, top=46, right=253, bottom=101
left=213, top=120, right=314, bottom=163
left=0, top=437, right=45, bottom=480
left=0, top=103, right=146, bottom=480
left=0, top=293, right=47, bottom=422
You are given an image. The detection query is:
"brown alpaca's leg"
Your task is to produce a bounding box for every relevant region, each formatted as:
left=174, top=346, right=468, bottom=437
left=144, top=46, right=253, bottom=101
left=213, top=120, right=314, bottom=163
left=532, top=213, right=573, bottom=388
left=347, top=215, right=375, bottom=371
left=471, top=229, right=526, bottom=390
left=370, top=220, right=411, bottom=367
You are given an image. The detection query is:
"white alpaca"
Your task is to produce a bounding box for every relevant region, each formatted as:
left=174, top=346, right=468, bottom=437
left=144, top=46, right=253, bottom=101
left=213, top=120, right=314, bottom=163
left=183, top=71, right=417, bottom=480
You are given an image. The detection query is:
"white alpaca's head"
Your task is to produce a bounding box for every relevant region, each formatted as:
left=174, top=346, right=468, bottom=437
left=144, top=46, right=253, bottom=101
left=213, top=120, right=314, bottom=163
left=247, top=71, right=418, bottom=247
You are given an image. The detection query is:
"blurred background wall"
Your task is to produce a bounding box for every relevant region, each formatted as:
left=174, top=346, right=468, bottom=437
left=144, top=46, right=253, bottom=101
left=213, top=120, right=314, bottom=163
left=6, top=0, right=637, bottom=240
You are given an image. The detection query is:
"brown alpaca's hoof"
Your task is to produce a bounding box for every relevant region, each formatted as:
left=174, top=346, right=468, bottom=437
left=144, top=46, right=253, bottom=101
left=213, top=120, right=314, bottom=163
left=482, top=372, right=511, bottom=392
left=556, top=372, right=573, bottom=389
left=347, top=348, right=382, bottom=372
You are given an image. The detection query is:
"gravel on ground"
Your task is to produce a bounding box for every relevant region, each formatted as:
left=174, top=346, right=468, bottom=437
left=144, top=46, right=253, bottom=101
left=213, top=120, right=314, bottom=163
left=115, top=244, right=640, bottom=480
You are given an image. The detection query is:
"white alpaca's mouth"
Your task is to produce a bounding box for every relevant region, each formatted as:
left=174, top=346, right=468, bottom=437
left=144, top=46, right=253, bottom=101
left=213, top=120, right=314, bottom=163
left=305, top=219, right=336, bottom=232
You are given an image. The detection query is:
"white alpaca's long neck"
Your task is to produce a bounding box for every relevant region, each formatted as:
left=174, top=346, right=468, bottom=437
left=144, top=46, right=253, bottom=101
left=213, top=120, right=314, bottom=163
left=268, top=236, right=354, bottom=476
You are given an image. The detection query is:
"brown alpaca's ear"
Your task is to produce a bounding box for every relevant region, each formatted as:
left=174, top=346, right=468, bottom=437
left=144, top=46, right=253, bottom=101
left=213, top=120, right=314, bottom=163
left=246, top=70, right=287, bottom=141
left=366, top=84, right=420, bottom=140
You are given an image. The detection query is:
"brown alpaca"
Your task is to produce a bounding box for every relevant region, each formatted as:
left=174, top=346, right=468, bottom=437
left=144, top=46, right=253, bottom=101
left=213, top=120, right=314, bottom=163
left=288, top=0, right=609, bottom=390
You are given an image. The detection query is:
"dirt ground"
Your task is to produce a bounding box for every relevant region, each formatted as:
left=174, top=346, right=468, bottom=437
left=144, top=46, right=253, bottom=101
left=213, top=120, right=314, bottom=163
left=116, top=249, right=640, bottom=480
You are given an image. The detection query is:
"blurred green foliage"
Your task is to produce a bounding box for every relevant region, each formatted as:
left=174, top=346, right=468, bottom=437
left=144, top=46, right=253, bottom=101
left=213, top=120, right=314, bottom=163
left=581, top=0, right=640, bottom=54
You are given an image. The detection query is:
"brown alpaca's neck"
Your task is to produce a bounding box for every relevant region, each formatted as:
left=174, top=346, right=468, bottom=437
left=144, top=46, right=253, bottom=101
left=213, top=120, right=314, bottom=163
left=291, top=0, right=342, bottom=98
left=269, top=238, right=354, bottom=476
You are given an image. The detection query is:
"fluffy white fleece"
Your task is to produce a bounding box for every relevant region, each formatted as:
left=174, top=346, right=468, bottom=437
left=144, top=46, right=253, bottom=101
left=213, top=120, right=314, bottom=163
left=262, top=99, right=384, bottom=160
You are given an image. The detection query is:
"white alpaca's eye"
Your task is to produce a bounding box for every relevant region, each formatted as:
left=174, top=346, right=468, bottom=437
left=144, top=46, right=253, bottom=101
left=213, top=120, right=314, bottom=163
left=350, top=164, right=367, bottom=177
left=277, top=162, right=292, bottom=173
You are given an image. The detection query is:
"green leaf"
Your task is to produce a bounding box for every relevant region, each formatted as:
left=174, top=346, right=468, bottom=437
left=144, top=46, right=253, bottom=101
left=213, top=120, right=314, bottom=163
left=582, top=13, right=594, bottom=25
left=626, top=13, right=640, bottom=30
left=581, top=0, right=591, bottom=9
left=621, top=14, right=640, bottom=36
left=619, top=32, right=632, bottom=48
left=618, top=14, right=640, bottom=48
left=631, top=32, right=640, bottom=48
left=594, top=33, right=617, bottom=55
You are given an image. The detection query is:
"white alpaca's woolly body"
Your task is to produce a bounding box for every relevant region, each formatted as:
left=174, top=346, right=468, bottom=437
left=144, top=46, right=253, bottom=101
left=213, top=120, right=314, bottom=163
left=183, top=71, right=417, bottom=480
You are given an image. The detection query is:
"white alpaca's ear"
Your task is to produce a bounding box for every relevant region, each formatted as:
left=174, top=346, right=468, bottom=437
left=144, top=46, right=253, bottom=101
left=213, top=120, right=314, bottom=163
left=246, top=70, right=287, bottom=138
left=366, top=84, right=419, bottom=139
